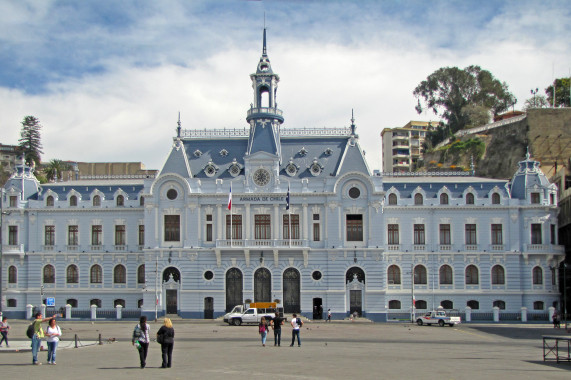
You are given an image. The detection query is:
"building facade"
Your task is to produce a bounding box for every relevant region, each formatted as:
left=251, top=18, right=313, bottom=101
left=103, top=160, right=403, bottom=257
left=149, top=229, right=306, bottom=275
left=381, top=121, right=437, bottom=173
left=0, top=32, right=565, bottom=321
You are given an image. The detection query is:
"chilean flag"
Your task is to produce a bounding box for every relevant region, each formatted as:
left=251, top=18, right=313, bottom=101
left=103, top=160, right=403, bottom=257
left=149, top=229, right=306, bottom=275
left=228, top=184, right=232, bottom=210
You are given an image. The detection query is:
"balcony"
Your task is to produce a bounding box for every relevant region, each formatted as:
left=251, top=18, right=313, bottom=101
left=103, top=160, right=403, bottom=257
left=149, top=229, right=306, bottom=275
left=91, top=245, right=103, bottom=251
left=387, top=244, right=400, bottom=251
left=67, top=245, right=79, bottom=251
left=246, top=107, right=284, bottom=123
left=489, top=244, right=505, bottom=252
left=464, top=244, right=479, bottom=251
left=392, top=162, right=410, bottom=169
left=438, top=244, right=452, bottom=251
left=392, top=141, right=409, bottom=148
left=43, top=245, right=55, bottom=251
left=216, top=239, right=308, bottom=248
left=525, top=244, right=565, bottom=253
left=413, top=244, right=426, bottom=251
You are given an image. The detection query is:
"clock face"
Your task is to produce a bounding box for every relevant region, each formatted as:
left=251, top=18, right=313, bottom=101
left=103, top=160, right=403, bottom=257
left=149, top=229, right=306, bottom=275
left=253, top=168, right=271, bottom=186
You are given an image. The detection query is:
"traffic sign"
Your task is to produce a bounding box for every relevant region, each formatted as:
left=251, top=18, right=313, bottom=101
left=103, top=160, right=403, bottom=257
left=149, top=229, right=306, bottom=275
left=46, top=297, right=55, bottom=306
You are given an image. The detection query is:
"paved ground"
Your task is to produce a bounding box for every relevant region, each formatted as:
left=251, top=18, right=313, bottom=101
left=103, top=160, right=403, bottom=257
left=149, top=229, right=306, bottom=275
left=0, top=319, right=570, bottom=379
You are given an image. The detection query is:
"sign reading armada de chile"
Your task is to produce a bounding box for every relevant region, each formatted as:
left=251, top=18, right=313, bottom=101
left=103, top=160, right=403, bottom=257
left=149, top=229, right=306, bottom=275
left=238, top=196, right=286, bottom=203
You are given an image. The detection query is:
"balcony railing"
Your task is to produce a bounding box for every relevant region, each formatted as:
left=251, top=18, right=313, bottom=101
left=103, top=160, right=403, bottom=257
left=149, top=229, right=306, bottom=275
left=439, top=244, right=452, bottom=251
left=489, top=244, right=504, bottom=252
left=216, top=239, right=308, bottom=248
left=247, top=107, right=283, bottom=118
left=387, top=244, right=400, bottom=251
left=464, top=244, right=479, bottom=251
left=2, top=244, right=25, bottom=254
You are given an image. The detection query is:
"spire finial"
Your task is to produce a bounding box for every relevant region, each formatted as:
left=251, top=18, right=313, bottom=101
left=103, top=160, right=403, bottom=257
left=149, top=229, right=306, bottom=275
left=263, top=27, right=267, bottom=56
left=177, top=112, right=181, bottom=138
left=526, top=146, right=531, bottom=160
left=350, top=109, right=356, bottom=135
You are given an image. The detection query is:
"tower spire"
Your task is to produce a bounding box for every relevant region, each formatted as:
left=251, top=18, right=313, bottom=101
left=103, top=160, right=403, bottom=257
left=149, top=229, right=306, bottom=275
left=263, top=27, right=267, bottom=56
left=177, top=111, right=181, bottom=138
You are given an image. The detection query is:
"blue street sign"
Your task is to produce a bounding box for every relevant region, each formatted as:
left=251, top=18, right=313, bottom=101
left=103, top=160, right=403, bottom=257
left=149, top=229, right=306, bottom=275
left=46, top=297, right=55, bottom=306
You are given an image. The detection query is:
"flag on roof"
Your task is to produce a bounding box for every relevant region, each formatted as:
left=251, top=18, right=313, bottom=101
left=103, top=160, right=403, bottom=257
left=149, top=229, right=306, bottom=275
left=228, top=184, right=232, bottom=210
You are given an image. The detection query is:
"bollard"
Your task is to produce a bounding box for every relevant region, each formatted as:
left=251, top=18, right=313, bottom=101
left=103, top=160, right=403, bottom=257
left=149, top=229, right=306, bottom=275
left=75, top=334, right=78, bottom=348
left=99, top=333, right=102, bottom=345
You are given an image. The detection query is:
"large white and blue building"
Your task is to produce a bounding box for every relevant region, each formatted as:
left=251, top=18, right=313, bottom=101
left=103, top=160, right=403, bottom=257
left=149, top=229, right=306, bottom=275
left=1, top=31, right=564, bottom=321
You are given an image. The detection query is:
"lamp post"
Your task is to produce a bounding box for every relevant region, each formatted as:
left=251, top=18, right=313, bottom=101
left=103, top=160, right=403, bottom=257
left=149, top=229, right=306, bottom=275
left=564, top=262, right=568, bottom=331
left=530, top=88, right=539, bottom=107
left=0, top=188, right=9, bottom=317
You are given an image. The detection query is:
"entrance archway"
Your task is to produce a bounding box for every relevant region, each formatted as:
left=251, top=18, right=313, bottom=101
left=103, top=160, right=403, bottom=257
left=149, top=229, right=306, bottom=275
left=226, top=268, right=243, bottom=312
left=283, top=268, right=300, bottom=313
left=254, top=268, right=271, bottom=303
left=346, top=267, right=365, bottom=317
left=163, top=267, right=181, bottom=314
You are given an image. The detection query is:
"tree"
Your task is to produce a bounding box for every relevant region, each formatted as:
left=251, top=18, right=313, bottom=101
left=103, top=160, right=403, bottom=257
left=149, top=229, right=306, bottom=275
left=18, top=116, right=43, bottom=167
left=413, top=66, right=515, bottom=134
left=523, top=94, right=549, bottom=110
left=545, top=77, right=570, bottom=107
left=43, top=159, right=71, bottom=182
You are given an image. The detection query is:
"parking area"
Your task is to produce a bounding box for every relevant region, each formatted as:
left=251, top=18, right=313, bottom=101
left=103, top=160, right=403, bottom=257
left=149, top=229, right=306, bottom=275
left=0, top=320, right=570, bottom=379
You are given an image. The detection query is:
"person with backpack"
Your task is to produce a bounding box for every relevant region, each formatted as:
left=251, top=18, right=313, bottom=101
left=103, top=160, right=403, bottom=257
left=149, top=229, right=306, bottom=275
left=132, top=316, right=151, bottom=368
left=271, top=312, right=284, bottom=346
left=258, top=316, right=269, bottom=347
left=29, top=312, right=58, bottom=365
left=290, top=313, right=303, bottom=347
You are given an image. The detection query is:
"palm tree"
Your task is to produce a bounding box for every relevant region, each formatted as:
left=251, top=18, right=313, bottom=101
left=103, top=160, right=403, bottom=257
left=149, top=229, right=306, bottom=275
left=43, top=159, right=71, bottom=182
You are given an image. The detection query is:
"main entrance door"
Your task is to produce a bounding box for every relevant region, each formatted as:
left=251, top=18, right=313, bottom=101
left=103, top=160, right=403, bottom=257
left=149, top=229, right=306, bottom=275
left=313, top=298, right=323, bottom=320
left=226, top=268, right=243, bottom=312
left=254, top=268, right=271, bottom=303
left=204, top=297, right=214, bottom=319
left=166, top=289, right=177, bottom=314
left=350, top=290, right=362, bottom=317
left=283, top=268, right=300, bottom=313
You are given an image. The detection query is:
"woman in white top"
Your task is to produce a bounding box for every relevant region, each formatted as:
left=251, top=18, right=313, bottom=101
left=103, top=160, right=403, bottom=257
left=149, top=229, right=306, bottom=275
left=45, top=318, right=62, bottom=364
left=132, top=316, right=151, bottom=368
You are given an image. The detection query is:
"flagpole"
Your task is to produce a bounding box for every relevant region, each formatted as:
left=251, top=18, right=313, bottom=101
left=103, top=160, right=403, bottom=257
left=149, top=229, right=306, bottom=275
left=229, top=182, right=233, bottom=248
left=286, top=182, right=291, bottom=248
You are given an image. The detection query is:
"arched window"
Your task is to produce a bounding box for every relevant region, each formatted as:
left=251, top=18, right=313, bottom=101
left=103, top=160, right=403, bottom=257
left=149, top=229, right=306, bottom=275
left=114, top=299, right=126, bottom=308
left=116, top=195, right=124, bottom=206
left=137, top=264, right=145, bottom=284
left=492, top=193, right=500, bottom=204
left=414, top=265, right=427, bottom=284
left=414, top=193, right=423, bottom=205
left=70, top=195, right=78, bottom=206
left=491, top=265, right=505, bottom=285
left=93, top=195, right=101, bottom=207
left=415, top=300, right=427, bottom=309
left=440, top=193, right=449, bottom=205
left=139, top=196, right=144, bottom=206
left=114, top=264, right=126, bottom=284
left=66, top=299, right=78, bottom=307
left=465, top=265, right=479, bottom=285
left=90, top=299, right=102, bottom=308
left=46, top=195, right=54, bottom=207
left=533, top=301, right=544, bottom=310
left=66, top=264, right=79, bottom=284
left=441, top=300, right=453, bottom=309
left=90, top=265, right=102, bottom=284
left=467, top=300, right=479, bottom=310
left=388, top=193, right=397, bottom=205
left=8, top=265, right=17, bottom=283
left=493, top=300, right=506, bottom=310
left=346, top=267, right=365, bottom=284
left=7, top=299, right=17, bottom=307
left=43, top=264, right=55, bottom=283
left=439, top=265, right=453, bottom=284
left=387, top=265, right=401, bottom=285
left=466, top=193, right=475, bottom=205
left=388, top=300, right=401, bottom=309
left=532, top=266, right=543, bottom=285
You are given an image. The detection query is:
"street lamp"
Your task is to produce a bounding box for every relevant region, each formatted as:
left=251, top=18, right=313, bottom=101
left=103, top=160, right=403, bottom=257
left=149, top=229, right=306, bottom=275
left=0, top=188, right=11, bottom=317
left=531, top=88, right=539, bottom=107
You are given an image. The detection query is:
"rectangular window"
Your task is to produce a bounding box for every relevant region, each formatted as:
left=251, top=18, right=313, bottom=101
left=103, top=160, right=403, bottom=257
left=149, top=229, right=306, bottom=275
left=491, top=224, right=503, bottom=245
left=226, top=215, right=243, bottom=240
left=45, top=225, right=55, bottom=246
left=206, top=224, right=213, bottom=242
left=164, top=215, right=180, bottom=242
left=8, top=225, right=18, bottom=245
left=531, top=223, right=542, bottom=244
left=313, top=223, right=320, bottom=241
left=313, top=213, right=320, bottom=221
left=439, top=224, right=451, bottom=245
left=254, top=214, right=271, bottom=240
left=68, top=225, right=79, bottom=246
left=92, top=225, right=102, bottom=245
left=346, top=214, right=363, bottom=241
left=115, top=225, right=126, bottom=246
left=550, top=224, right=556, bottom=245
left=138, top=225, right=145, bottom=246
left=388, top=224, right=399, bottom=245
left=283, top=214, right=300, bottom=239
left=413, top=224, right=425, bottom=245
left=465, top=224, right=477, bottom=245
left=9, top=196, right=17, bottom=207
left=531, top=192, right=540, bottom=204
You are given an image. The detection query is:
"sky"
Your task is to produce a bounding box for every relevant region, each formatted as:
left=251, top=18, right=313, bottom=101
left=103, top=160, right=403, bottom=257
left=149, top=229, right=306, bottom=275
left=0, top=0, right=569, bottom=172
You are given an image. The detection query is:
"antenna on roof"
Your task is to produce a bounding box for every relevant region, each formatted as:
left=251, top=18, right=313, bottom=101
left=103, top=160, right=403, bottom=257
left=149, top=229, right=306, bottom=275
left=263, top=15, right=267, bottom=56
left=350, top=109, right=356, bottom=135
left=177, top=112, right=181, bottom=138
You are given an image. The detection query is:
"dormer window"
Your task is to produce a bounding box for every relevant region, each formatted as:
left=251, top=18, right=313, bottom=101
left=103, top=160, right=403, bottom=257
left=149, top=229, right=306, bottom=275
left=70, top=195, right=78, bottom=207
left=220, top=149, right=229, bottom=157
left=93, top=195, right=101, bottom=207
left=531, top=192, right=540, bottom=204
left=117, top=195, right=124, bottom=206
left=440, top=193, right=449, bottom=205
left=309, top=160, right=322, bottom=176
left=204, top=161, right=218, bottom=177
left=299, top=147, right=308, bottom=157
left=285, top=160, right=298, bottom=177
left=388, top=193, right=397, bottom=205
left=324, top=148, right=333, bottom=156
left=193, top=149, right=202, bottom=157
left=466, top=193, right=475, bottom=205
left=492, top=193, right=500, bottom=205
left=414, top=193, right=423, bottom=205
left=46, top=195, right=54, bottom=207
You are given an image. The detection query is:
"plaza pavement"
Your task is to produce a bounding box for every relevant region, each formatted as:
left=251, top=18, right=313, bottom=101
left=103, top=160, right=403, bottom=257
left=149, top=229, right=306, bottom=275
left=0, top=319, right=570, bottom=379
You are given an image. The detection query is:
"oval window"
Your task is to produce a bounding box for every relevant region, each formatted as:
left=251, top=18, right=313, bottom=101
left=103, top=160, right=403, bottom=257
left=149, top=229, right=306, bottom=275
left=204, top=270, right=214, bottom=281
left=167, top=189, right=178, bottom=200
left=349, top=187, right=361, bottom=199
left=312, top=271, right=322, bottom=281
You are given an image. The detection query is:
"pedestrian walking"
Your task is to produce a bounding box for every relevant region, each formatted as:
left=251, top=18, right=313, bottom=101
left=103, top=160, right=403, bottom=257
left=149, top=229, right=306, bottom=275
left=156, top=318, right=175, bottom=368
left=327, top=309, right=332, bottom=322
left=290, top=313, right=303, bottom=347
left=271, top=312, right=284, bottom=346
left=552, top=310, right=561, bottom=329
left=45, top=318, right=62, bottom=364
left=132, top=315, right=151, bottom=368
left=0, top=317, right=10, bottom=347
left=30, top=312, right=57, bottom=365
left=259, top=316, right=269, bottom=346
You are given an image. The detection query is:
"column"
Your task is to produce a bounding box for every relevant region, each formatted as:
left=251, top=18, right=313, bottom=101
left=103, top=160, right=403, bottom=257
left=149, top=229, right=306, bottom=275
left=302, top=203, right=308, bottom=241
left=273, top=204, right=279, bottom=240
left=245, top=204, right=251, bottom=240
left=216, top=204, right=222, bottom=240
